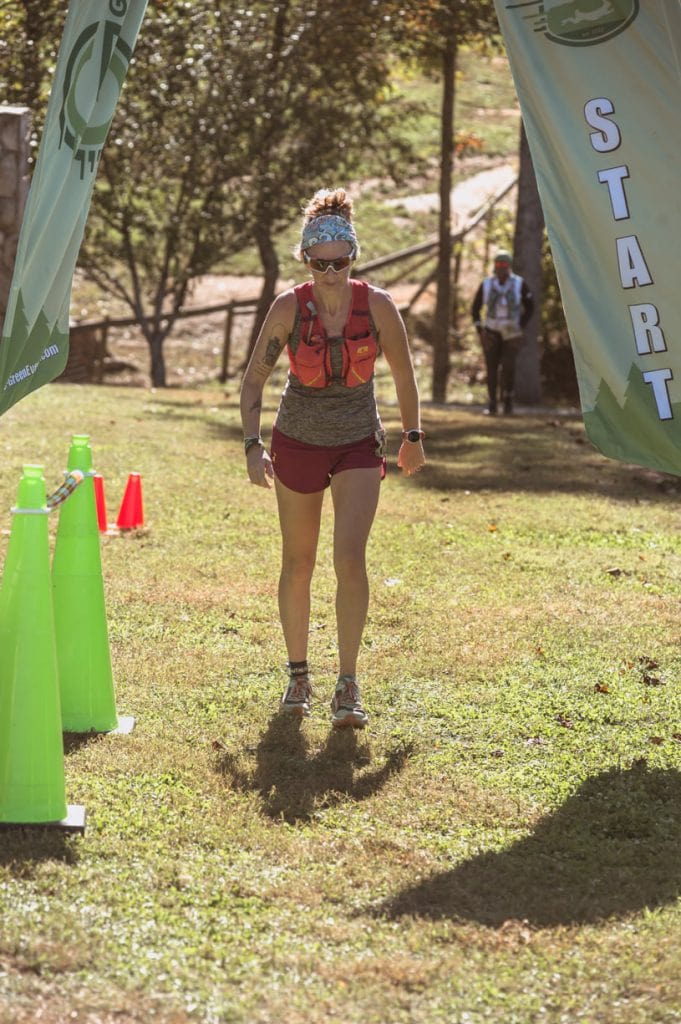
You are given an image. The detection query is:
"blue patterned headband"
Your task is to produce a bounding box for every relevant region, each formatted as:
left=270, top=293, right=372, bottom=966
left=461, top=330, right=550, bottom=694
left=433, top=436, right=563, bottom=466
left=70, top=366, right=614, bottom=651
left=301, top=214, right=358, bottom=256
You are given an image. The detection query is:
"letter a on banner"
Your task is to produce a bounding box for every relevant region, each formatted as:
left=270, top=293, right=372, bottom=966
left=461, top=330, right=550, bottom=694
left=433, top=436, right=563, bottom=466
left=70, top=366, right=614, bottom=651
left=494, top=1, right=681, bottom=475
left=0, top=0, right=148, bottom=418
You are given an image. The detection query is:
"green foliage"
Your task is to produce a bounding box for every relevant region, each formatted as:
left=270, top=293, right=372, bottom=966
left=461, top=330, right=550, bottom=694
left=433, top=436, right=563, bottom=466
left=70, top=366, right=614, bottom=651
left=1, top=0, right=421, bottom=383
left=82, top=3, right=258, bottom=313
left=542, top=235, right=568, bottom=341
left=0, top=1, right=532, bottom=393
left=389, top=51, right=520, bottom=168
left=0, top=1, right=63, bottom=135
left=396, top=0, right=501, bottom=64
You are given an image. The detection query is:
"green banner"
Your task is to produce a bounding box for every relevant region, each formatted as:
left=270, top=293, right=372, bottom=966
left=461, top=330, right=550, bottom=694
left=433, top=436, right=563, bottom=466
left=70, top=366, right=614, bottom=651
left=0, top=0, right=147, bottom=417
left=494, top=1, right=681, bottom=475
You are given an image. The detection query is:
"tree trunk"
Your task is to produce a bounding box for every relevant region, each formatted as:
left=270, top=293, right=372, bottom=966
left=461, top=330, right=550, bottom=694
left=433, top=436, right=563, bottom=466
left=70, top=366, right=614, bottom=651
left=148, top=332, right=167, bottom=388
left=246, top=221, right=280, bottom=362
left=431, top=36, right=457, bottom=404
left=513, top=120, right=545, bottom=406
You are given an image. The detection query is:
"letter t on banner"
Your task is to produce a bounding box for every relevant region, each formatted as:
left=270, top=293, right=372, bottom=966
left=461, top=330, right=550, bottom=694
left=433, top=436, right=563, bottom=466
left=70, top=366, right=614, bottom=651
left=493, top=2, right=681, bottom=475
left=0, top=0, right=148, bottom=418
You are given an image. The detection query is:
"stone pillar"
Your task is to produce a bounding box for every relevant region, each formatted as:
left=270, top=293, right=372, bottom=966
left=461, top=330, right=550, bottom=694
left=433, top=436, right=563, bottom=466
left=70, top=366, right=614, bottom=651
left=0, top=106, right=31, bottom=337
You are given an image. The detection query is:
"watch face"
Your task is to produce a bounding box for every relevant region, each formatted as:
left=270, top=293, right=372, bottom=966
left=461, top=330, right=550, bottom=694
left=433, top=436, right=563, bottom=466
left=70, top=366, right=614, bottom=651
left=406, top=430, right=422, bottom=442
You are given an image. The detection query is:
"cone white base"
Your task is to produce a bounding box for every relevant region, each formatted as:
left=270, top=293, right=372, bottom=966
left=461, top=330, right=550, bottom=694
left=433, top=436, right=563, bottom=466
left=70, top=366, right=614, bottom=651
left=0, top=804, right=86, bottom=834
left=111, top=715, right=136, bottom=735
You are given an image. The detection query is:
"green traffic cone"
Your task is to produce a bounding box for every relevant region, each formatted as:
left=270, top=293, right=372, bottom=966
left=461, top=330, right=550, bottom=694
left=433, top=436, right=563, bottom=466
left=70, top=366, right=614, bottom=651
left=0, top=465, right=67, bottom=823
left=52, top=435, right=118, bottom=732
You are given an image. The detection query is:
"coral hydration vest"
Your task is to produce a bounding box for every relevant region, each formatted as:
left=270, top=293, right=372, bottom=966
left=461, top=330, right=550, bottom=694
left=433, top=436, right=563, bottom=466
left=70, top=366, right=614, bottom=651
left=288, top=280, right=379, bottom=388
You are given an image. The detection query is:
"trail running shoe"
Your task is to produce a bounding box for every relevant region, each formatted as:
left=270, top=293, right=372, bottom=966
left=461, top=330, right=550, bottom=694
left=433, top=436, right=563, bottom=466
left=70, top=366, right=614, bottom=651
left=280, top=675, right=312, bottom=718
left=330, top=676, right=368, bottom=730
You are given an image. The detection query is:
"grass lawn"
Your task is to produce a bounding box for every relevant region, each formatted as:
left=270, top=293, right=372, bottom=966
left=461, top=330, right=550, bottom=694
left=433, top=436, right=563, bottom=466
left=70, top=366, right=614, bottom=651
left=1, top=375, right=681, bottom=1024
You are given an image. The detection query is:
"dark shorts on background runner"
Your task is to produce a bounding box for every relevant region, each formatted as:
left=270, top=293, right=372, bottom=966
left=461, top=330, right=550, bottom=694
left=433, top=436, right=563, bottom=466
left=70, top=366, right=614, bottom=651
left=270, top=426, right=386, bottom=494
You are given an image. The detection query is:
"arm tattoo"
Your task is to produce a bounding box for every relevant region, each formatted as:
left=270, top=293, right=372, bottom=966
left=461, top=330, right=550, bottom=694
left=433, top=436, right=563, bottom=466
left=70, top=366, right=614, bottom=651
left=264, top=335, right=283, bottom=367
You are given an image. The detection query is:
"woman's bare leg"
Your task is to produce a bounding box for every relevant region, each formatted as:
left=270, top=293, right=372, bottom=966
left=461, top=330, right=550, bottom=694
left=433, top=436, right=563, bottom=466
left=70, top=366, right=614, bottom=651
left=329, top=467, right=381, bottom=677
left=274, top=477, right=325, bottom=662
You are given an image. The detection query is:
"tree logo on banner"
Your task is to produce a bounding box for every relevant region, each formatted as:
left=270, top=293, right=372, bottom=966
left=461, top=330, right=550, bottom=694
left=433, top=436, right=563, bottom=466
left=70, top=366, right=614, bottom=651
left=506, top=0, right=639, bottom=47
left=58, top=3, right=133, bottom=179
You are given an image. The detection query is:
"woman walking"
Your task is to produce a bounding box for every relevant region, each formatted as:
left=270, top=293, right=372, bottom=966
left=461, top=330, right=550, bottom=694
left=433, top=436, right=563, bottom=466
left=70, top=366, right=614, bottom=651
left=240, top=187, right=425, bottom=729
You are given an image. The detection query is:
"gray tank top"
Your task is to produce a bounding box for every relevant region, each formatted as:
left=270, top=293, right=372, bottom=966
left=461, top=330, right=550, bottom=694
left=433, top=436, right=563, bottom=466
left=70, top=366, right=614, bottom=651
left=274, top=308, right=382, bottom=446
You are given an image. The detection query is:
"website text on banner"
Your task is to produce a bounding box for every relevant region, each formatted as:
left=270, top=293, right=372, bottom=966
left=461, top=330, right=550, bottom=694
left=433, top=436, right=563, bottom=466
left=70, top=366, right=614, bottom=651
left=0, top=0, right=148, bottom=418
left=494, top=1, right=681, bottom=476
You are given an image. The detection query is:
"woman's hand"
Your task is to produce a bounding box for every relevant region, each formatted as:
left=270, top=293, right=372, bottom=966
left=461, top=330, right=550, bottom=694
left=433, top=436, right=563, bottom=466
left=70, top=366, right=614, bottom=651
left=247, top=445, right=275, bottom=488
left=397, top=440, right=425, bottom=477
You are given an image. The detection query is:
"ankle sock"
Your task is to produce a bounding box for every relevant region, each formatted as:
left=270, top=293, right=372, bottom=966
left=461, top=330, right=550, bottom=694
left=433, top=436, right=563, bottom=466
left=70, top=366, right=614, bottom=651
left=288, top=660, right=309, bottom=678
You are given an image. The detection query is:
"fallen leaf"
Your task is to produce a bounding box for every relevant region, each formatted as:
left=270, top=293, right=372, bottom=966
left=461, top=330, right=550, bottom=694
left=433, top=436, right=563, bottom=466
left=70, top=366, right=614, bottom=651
left=649, top=736, right=665, bottom=746
left=525, top=736, right=546, bottom=747
left=638, top=656, right=660, bottom=670
left=488, top=523, right=498, bottom=532
left=594, top=683, right=610, bottom=693
left=606, top=567, right=624, bottom=577
left=498, top=919, right=533, bottom=945
left=502, top=552, right=511, bottom=561
left=556, top=713, right=574, bottom=729
left=211, top=739, right=226, bottom=751
left=642, top=674, right=664, bottom=687
left=491, top=748, right=505, bottom=758
left=672, top=734, right=681, bottom=743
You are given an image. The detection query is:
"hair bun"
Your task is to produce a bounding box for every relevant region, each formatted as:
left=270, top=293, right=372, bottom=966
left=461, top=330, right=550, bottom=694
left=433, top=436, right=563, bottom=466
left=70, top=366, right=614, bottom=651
left=303, top=187, right=353, bottom=223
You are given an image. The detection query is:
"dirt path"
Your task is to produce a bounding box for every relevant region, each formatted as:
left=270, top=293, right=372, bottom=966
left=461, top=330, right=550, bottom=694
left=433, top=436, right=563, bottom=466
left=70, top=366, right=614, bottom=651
left=385, top=162, right=517, bottom=225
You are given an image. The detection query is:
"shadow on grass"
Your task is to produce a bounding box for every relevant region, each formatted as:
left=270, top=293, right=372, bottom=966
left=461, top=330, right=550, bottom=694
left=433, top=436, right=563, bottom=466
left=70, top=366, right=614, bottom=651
left=379, top=765, right=681, bottom=926
left=61, top=733, right=114, bottom=757
left=395, top=416, right=681, bottom=500
left=63, top=732, right=108, bottom=754
left=150, top=399, right=680, bottom=501
left=0, top=738, right=100, bottom=869
left=0, top=829, right=78, bottom=870
left=218, top=713, right=413, bottom=824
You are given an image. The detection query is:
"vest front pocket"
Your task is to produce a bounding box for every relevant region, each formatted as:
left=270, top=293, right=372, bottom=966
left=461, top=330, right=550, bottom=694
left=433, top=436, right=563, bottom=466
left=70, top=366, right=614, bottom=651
left=293, top=337, right=327, bottom=387
left=345, top=334, right=378, bottom=387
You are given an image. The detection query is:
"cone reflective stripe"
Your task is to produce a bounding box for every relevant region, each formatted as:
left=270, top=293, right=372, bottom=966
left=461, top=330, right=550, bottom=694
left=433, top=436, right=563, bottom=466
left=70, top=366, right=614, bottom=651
left=93, top=474, right=108, bottom=533
left=0, top=466, right=67, bottom=822
left=116, top=473, right=144, bottom=530
left=52, top=435, right=118, bottom=732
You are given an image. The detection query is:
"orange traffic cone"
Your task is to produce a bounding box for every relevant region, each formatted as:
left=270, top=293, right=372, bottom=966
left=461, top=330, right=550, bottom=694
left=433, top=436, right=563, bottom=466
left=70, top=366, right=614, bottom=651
left=93, top=474, right=108, bottom=533
left=116, top=473, right=144, bottom=530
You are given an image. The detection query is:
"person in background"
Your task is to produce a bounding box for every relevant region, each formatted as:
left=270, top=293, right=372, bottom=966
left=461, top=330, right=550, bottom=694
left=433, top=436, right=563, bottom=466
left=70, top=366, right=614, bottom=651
left=240, top=187, right=425, bottom=730
left=471, top=250, right=534, bottom=415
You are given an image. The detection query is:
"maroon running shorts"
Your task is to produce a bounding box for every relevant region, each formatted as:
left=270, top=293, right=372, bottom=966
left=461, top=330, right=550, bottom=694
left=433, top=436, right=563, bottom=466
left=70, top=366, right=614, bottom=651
left=270, top=425, right=386, bottom=494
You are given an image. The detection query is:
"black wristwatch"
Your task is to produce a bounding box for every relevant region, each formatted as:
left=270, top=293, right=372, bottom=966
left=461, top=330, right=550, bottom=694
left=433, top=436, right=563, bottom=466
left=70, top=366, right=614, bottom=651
left=402, top=429, right=425, bottom=443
